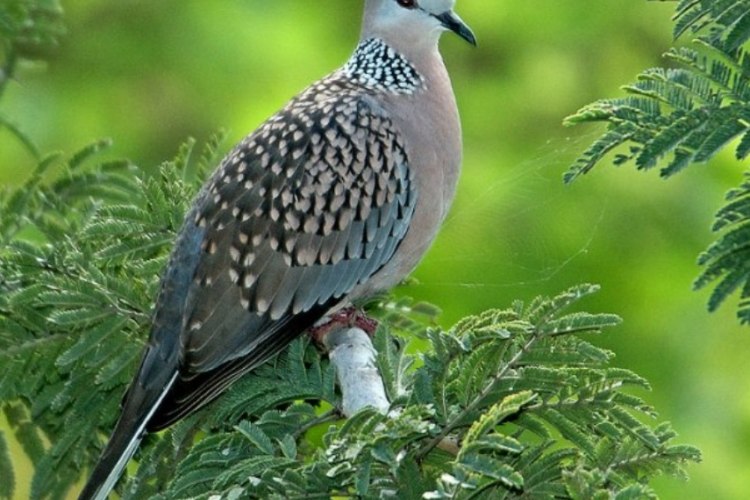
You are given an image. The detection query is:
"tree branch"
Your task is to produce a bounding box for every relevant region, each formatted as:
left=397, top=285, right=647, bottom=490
left=320, top=326, right=389, bottom=417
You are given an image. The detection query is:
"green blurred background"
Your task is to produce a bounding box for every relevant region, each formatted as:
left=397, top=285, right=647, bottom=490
left=2, top=1, right=749, bottom=499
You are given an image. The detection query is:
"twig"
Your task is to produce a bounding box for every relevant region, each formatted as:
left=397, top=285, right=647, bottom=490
left=319, top=326, right=389, bottom=417
left=293, top=409, right=339, bottom=440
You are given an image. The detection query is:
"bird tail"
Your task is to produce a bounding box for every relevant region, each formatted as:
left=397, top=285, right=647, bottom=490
left=77, top=372, right=177, bottom=500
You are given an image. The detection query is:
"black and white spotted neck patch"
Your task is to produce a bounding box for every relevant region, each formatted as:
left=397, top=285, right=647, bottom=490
left=342, top=38, right=423, bottom=95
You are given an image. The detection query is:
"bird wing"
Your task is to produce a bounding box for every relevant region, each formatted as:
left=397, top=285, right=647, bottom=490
left=147, top=89, right=417, bottom=430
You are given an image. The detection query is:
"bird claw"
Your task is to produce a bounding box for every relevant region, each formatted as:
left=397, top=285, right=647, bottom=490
left=309, top=306, right=379, bottom=344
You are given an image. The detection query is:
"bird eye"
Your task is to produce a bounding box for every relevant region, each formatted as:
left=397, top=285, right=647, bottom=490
left=396, top=0, right=417, bottom=8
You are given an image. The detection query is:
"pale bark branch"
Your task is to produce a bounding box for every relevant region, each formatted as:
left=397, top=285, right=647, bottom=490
left=321, top=326, right=389, bottom=417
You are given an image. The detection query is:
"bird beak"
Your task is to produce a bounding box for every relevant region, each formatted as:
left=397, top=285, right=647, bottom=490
left=435, top=11, right=477, bottom=46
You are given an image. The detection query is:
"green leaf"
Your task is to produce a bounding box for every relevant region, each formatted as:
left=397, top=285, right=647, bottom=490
left=277, top=434, right=297, bottom=460
left=235, top=421, right=276, bottom=455
left=462, top=392, right=536, bottom=448
left=540, top=313, right=622, bottom=337
left=457, top=454, right=524, bottom=490
left=525, top=284, right=602, bottom=325
left=67, top=139, right=113, bottom=170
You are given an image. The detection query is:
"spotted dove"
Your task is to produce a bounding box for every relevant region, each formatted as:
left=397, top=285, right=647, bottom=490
left=77, top=1, right=474, bottom=498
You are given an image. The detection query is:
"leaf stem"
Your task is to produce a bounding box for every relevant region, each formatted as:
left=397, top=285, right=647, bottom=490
left=293, top=409, right=339, bottom=440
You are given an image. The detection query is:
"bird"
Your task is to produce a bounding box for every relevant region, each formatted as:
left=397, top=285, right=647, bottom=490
left=76, top=1, right=475, bottom=499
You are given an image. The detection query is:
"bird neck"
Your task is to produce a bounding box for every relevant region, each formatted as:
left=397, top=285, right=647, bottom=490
left=342, top=38, right=425, bottom=95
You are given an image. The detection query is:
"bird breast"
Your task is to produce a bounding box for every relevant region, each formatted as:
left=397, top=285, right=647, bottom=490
left=351, top=50, right=462, bottom=297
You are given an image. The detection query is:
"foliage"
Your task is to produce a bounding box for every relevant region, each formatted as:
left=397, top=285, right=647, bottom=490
left=0, top=0, right=64, bottom=58
left=0, top=149, right=700, bottom=499
left=0, top=0, right=65, bottom=159
left=0, top=140, right=191, bottom=500
left=566, top=0, right=750, bottom=324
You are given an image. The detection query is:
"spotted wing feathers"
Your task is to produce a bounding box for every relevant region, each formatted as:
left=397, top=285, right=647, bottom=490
left=147, top=83, right=416, bottom=430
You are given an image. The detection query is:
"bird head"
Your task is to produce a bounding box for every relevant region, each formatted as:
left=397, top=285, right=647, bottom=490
left=362, top=0, right=476, bottom=49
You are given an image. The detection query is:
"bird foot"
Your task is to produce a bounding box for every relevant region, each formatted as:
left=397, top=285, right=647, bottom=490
left=310, top=306, right=379, bottom=344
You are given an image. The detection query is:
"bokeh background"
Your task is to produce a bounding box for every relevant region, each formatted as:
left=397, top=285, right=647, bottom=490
left=2, top=1, right=749, bottom=499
